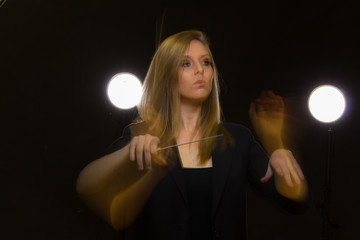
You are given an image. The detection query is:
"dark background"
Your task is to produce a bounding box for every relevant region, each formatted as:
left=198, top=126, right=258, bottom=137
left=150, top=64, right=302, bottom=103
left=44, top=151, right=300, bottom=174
left=1, top=0, right=359, bottom=239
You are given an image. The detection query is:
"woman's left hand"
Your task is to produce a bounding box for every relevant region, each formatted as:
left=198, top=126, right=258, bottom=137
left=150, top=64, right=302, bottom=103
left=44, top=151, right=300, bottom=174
left=260, top=149, right=304, bottom=186
left=261, top=149, right=308, bottom=201
left=249, top=90, right=285, bottom=147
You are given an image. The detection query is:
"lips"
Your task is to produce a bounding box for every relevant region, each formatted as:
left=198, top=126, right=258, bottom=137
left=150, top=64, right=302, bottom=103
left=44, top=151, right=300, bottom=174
left=194, top=80, right=206, bottom=85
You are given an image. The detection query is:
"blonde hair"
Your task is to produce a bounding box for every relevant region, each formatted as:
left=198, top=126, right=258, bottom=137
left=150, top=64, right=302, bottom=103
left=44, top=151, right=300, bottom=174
left=137, top=30, right=222, bottom=162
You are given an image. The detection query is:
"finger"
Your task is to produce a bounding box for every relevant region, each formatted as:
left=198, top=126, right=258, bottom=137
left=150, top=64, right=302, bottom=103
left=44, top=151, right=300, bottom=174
left=129, top=137, right=138, bottom=161
left=288, top=156, right=305, bottom=183
left=257, top=94, right=280, bottom=109
left=281, top=155, right=303, bottom=187
left=150, top=143, right=158, bottom=154
left=284, top=151, right=304, bottom=184
left=255, top=96, right=272, bottom=104
left=258, top=90, right=276, bottom=101
left=266, top=90, right=277, bottom=98
left=255, top=101, right=266, bottom=112
left=287, top=151, right=305, bottom=180
left=273, top=152, right=295, bottom=187
left=143, top=135, right=152, bottom=170
left=276, top=95, right=284, bottom=106
left=150, top=137, right=160, bottom=154
left=275, top=95, right=285, bottom=112
left=260, top=164, right=273, bottom=183
left=271, top=161, right=284, bottom=177
left=295, top=163, right=305, bottom=180
left=281, top=166, right=294, bottom=187
left=136, top=136, right=145, bottom=170
left=254, top=97, right=276, bottom=111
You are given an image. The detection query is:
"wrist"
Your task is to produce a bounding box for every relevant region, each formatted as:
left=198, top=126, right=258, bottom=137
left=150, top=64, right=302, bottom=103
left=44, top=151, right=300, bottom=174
left=261, top=137, right=284, bottom=156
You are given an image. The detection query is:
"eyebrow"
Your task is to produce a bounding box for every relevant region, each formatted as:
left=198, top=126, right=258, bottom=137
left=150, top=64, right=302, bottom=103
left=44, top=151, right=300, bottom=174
left=183, top=54, right=211, bottom=58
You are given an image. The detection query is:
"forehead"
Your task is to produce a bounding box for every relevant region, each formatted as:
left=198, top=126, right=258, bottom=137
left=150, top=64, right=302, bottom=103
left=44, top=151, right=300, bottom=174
left=184, top=40, right=209, bottom=56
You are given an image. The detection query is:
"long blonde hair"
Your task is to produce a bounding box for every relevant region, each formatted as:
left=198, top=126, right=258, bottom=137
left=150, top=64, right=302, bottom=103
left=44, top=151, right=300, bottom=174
left=137, top=30, right=222, bottom=162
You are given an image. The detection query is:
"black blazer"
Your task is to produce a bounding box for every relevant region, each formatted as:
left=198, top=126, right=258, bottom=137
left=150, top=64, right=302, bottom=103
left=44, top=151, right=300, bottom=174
left=106, top=122, right=307, bottom=240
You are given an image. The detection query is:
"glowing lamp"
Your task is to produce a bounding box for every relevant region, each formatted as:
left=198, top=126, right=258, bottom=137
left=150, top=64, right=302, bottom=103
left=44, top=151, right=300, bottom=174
left=308, top=85, right=346, bottom=123
left=107, top=72, right=143, bottom=109
left=308, top=84, right=347, bottom=240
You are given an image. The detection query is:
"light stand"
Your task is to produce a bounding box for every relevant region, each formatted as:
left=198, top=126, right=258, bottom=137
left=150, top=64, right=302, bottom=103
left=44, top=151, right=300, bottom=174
left=308, top=85, right=346, bottom=240
left=321, top=123, right=334, bottom=240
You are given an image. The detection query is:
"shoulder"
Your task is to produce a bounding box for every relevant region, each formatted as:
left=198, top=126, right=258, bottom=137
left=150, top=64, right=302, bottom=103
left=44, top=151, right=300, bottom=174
left=218, top=121, right=257, bottom=149
left=221, top=122, right=253, bottom=138
left=104, top=121, right=145, bottom=155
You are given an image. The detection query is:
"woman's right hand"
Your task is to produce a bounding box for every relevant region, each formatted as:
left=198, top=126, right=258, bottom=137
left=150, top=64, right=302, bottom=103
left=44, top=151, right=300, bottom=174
left=129, top=134, right=160, bottom=170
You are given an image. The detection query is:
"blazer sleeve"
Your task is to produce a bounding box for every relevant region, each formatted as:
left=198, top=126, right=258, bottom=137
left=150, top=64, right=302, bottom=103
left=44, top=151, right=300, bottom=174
left=223, top=122, right=309, bottom=215
left=246, top=130, right=310, bottom=214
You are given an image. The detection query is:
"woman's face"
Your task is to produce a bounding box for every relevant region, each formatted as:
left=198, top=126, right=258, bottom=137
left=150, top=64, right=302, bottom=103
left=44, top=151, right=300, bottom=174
left=178, top=40, right=213, bottom=105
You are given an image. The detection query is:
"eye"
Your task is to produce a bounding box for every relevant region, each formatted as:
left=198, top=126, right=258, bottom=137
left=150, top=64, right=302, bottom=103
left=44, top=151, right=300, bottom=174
left=201, top=59, right=212, bottom=67
left=182, top=60, right=191, bottom=68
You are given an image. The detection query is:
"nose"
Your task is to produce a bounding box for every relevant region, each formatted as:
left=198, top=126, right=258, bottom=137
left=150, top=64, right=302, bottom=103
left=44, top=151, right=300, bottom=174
left=194, top=63, right=204, bottom=75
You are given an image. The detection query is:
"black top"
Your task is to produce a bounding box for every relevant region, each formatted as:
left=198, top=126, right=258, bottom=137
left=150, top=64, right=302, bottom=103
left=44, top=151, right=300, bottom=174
left=183, top=167, right=213, bottom=240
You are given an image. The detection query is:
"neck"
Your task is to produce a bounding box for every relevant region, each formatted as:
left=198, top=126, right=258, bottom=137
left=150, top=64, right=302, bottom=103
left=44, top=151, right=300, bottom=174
left=179, top=101, right=202, bottom=134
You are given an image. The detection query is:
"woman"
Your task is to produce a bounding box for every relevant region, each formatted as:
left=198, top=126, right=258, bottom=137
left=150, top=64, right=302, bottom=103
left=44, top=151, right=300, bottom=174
left=76, top=30, right=308, bottom=239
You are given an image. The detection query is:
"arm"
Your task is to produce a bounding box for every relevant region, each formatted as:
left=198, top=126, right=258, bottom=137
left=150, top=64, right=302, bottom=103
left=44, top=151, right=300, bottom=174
left=260, top=149, right=308, bottom=201
left=76, top=133, right=168, bottom=230
left=249, top=90, right=308, bottom=202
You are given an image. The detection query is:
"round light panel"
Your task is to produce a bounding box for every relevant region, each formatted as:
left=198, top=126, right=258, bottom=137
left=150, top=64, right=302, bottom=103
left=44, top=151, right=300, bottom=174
left=308, top=85, right=346, bottom=123
left=107, top=72, right=143, bottom=109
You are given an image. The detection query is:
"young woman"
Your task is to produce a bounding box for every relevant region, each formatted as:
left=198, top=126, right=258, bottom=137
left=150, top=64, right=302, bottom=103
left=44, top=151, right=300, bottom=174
left=76, top=30, right=308, bottom=240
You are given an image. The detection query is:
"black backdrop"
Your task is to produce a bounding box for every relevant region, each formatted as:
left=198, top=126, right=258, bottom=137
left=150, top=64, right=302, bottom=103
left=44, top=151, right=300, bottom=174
left=1, top=1, right=360, bottom=239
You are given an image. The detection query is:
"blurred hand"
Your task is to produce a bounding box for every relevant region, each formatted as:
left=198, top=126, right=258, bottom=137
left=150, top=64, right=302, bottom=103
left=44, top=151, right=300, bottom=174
left=261, top=149, right=304, bottom=186
left=261, top=149, right=308, bottom=200
left=129, top=134, right=160, bottom=170
left=249, top=90, right=285, bottom=142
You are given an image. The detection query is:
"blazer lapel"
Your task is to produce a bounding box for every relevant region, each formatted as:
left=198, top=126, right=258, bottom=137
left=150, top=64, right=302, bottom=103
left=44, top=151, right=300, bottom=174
left=167, top=131, right=234, bottom=214
left=211, top=140, right=233, bottom=218
left=169, top=147, right=188, bottom=205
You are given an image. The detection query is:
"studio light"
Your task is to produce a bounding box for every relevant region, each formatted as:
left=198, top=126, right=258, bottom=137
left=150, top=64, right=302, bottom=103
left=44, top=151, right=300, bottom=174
left=308, top=85, right=346, bottom=123
left=308, top=84, right=346, bottom=240
left=107, top=72, right=143, bottom=109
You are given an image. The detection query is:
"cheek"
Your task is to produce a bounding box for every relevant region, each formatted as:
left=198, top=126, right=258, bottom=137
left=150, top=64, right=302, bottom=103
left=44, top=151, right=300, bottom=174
left=177, top=74, right=188, bottom=94
left=177, top=71, right=184, bottom=89
left=178, top=72, right=192, bottom=86
left=207, top=70, right=213, bottom=84
left=205, top=67, right=213, bottom=77
left=208, top=72, right=214, bottom=92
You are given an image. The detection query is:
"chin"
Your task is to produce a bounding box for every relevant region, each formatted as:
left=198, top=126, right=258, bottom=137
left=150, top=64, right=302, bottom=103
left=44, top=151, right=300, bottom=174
left=188, top=95, right=210, bottom=105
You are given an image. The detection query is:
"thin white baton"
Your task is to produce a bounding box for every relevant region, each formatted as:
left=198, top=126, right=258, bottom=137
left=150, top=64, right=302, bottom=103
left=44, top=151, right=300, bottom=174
left=157, top=134, right=224, bottom=151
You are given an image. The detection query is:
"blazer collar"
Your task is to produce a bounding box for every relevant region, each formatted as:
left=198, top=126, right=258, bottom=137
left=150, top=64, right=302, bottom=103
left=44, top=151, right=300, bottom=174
left=169, top=132, right=233, bottom=218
